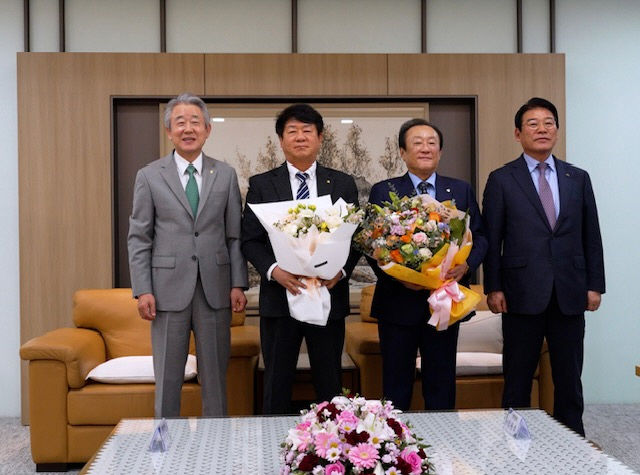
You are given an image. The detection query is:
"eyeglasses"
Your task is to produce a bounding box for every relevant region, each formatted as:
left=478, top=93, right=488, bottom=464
left=525, top=119, right=557, bottom=130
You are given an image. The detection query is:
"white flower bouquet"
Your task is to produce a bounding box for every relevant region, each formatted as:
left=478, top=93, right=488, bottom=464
left=248, top=195, right=363, bottom=326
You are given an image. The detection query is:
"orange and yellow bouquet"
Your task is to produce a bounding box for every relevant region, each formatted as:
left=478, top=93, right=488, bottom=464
left=354, top=192, right=481, bottom=330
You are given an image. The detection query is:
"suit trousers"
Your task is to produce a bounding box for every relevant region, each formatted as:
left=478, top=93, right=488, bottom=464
left=151, top=277, right=231, bottom=418
left=378, top=320, right=459, bottom=411
left=502, top=291, right=585, bottom=436
left=260, top=316, right=345, bottom=415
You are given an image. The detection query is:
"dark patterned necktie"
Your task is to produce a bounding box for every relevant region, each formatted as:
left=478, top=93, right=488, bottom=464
left=417, top=181, right=430, bottom=195
left=537, top=162, right=556, bottom=228
left=296, top=172, right=310, bottom=199
left=185, top=164, right=199, bottom=216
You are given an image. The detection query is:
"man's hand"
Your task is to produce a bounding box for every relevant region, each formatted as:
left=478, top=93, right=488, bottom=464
left=445, top=261, right=469, bottom=282
left=137, top=293, right=156, bottom=321
left=320, top=271, right=343, bottom=290
left=587, top=290, right=601, bottom=311
left=487, top=291, right=508, bottom=314
left=230, top=287, right=247, bottom=313
left=272, top=265, right=307, bottom=295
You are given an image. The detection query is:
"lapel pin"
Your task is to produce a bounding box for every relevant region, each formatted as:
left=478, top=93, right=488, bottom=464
left=210, top=170, right=214, bottom=174
left=326, top=179, right=331, bottom=184
left=565, top=173, right=570, bottom=177
left=446, top=188, right=451, bottom=193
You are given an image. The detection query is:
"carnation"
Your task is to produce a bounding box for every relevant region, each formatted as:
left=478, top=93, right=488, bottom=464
left=281, top=390, right=432, bottom=474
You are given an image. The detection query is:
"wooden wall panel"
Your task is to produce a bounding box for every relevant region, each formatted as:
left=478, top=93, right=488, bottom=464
left=387, top=54, right=566, bottom=196
left=18, top=52, right=564, bottom=421
left=18, top=53, right=205, bottom=421
left=204, top=54, right=388, bottom=96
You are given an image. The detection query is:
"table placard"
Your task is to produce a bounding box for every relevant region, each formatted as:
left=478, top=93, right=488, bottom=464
left=504, top=408, right=531, bottom=440
left=148, top=418, right=171, bottom=452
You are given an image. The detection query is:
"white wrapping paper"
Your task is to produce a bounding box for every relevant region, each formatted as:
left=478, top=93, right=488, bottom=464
left=249, top=195, right=359, bottom=326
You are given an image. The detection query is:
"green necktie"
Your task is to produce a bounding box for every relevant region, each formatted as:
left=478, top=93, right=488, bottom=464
left=185, top=164, right=199, bottom=217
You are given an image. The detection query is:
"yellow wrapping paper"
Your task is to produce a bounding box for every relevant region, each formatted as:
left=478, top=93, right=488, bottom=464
left=379, top=231, right=481, bottom=328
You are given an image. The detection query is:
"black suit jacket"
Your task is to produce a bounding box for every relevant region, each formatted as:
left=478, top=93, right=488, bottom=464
left=482, top=155, right=605, bottom=315
left=368, top=173, right=488, bottom=326
left=241, top=162, right=360, bottom=319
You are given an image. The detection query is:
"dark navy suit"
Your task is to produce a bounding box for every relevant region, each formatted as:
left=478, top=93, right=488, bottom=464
left=482, top=155, right=605, bottom=435
left=368, top=173, right=487, bottom=410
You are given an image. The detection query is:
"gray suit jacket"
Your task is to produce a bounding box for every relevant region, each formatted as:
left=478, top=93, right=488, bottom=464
left=128, top=153, right=248, bottom=311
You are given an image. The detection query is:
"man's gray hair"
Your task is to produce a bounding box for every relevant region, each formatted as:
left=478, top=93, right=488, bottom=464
left=164, top=93, right=211, bottom=129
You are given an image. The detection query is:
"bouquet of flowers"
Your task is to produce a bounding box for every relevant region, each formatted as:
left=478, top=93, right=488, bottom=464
left=354, top=192, right=480, bottom=330
left=281, top=391, right=432, bottom=475
left=249, top=195, right=363, bottom=326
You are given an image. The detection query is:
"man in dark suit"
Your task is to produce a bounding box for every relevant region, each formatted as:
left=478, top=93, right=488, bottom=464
left=482, top=97, right=605, bottom=436
left=368, top=118, right=487, bottom=411
left=128, top=93, right=248, bottom=418
left=241, top=104, right=359, bottom=414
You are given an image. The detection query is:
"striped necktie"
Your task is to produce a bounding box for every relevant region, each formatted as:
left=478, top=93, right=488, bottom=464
left=417, top=181, right=430, bottom=196
left=295, top=172, right=310, bottom=199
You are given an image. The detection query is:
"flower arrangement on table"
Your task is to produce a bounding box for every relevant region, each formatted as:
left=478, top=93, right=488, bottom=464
left=249, top=195, right=363, bottom=326
left=354, top=192, right=480, bottom=330
left=281, top=391, right=432, bottom=475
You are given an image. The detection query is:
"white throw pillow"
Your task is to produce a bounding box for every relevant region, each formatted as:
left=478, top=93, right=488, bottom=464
left=416, top=352, right=503, bottom=376
left=455, top=352, right=503, bottom=376
left=458, top=311, right=503, bottom=353
left=86, top=355, right=197, bottom=384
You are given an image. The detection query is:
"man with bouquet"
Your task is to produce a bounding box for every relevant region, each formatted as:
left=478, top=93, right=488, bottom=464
left=367, top=119, right=487, bottom=411
left=241, top=104, right=360, bottom=414
left=482, top=97, right=605, bottom=435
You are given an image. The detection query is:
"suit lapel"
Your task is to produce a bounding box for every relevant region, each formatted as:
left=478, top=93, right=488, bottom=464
left=554, top=157, right=575, bottom=227
left=397, top=173, right=417, bottom=198
left=269, top=162, right=294, bottom=201
left=198, top=155, right=220, bottom=218
left=159, top=153, right=194, bottom=218
left=434, top=174, right=454, bottom=202
left=317, top=165, right=333, bottom=198
left=510, top=155, right=552, bottom=230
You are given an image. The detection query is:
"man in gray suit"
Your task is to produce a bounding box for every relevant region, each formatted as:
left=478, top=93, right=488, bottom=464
left=128, top=93, right=248, bottom=418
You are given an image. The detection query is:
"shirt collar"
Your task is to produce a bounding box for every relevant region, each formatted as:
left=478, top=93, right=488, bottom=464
left=287, top=160, right=317, bottom=180
left=523, top=153, right=554, bottom=174
left=408, top=171, right=436, bottom=190
left=174, top=151, right=203, bottom=175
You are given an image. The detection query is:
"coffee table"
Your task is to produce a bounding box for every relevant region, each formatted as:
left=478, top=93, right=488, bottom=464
left=81, top=409, right=636, bottom=474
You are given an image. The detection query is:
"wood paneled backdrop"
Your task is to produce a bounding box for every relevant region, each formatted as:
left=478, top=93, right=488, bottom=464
left=18, top=53, right=565, bottom=420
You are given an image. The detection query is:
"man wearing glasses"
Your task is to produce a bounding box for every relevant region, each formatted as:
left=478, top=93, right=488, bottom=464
left=482, top=97, right=605, bottom=436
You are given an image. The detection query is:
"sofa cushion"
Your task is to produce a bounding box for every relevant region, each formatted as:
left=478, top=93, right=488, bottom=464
left=416, top=352, right=503, bottom=376
left=67, top=382, right=202, bottom=425
left=86, top=355, right=197, bottom=384
left=457, top=310, right=503, bottom=353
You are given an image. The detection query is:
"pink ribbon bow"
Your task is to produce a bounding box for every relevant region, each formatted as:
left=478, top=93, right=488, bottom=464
left=427, top=280, right=466, bottom=331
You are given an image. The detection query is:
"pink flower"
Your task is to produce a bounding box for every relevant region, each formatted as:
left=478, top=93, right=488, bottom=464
left=412, top=232, right=427, bottom=244
left=325, top=461, right=346, bottom=474
left=348, top=442, right=380, bottom=469
left=337, top=410, right=358, bottom=430
left=399, top=448, right=422, bottom=474
left=314, top=432, right=340, bottom=458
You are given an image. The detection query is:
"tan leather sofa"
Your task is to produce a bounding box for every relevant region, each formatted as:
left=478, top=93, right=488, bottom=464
left=19, top=288, right=260, bottom=471
left=346, top=285, right=553, bottom=413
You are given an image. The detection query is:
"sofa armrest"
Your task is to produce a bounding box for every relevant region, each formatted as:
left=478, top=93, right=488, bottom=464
left=345, top=322, right=380, bottom=355
left=230, top=325, right=260, bottom=357
left=20, top=328, right=106, bottom=388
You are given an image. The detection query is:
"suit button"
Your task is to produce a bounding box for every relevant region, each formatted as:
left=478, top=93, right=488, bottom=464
left=192, top=255, right=197, bottom=261
left=194, top=232, right=199, bottom=237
